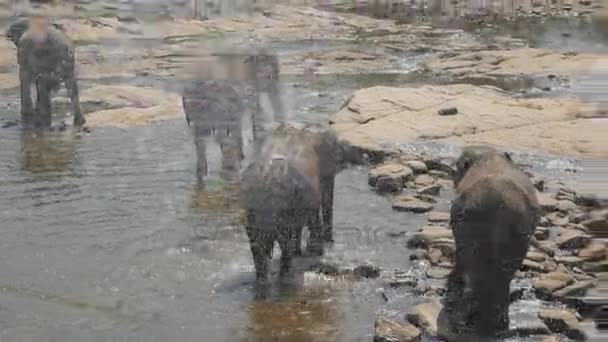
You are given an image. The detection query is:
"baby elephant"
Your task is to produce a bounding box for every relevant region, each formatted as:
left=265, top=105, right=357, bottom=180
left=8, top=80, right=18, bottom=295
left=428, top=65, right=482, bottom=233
left=7, top=16, right=84, bottom=128
left=439, top=146, right=540, bottom=340
left=240, top=126, right=342, bottom=284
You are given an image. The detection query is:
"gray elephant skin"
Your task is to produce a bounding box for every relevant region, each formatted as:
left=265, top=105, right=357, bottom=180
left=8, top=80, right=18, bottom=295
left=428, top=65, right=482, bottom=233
left=439, top=146, right=540, bottom=340
left=181, top=50, right=284, bottom=184
left=239, top=126, right=342, bottom=285
left=7, top=17, right=84, bottom=128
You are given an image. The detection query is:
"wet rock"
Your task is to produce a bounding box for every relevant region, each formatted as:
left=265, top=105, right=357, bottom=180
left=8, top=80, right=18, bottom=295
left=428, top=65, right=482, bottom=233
left=533, top=271, right=574, bottom=299
left=539, top=216, right=551, bottom=227
left=404, top=160, right=428, bottom=174
left=407, top=226, right=453, bottom=249
left=582, top=259, right=608, bottom=273
left=557, top=200, right=578, bottom=213
left=526, top=251, right=547, bottom=263
left=553, top=280, right=596, bottom=300
left=427, top=248, right=444, bottom=265
left=414, top=194, right=437, bottom=204
left=537, top=192, right=559, bottom=212
left=374, top=317, right=421, bottom=342
left=547, top=213, right=570, bottom=227
left=430, top=239, right=456, bottom=260
left=406, top=300, right=442, bottom=336
left=533, top=177, right=546, bottom=192
left=417, top=184, right=441, bottom=196
left=354, top=264, right=381, bottom=279
left=522, top=259, right=546, bottom=273
left=413, top=174, right=435, bottom=187
left=534, top=227, right=550, bottom=241
left=438, top=107, right=458, bottom=116
left=369, top=163, right=413, bottom=192
left=410, top=249, right=430, bottom=261
left=542, top=259, right=558, bottom=273
left=581, top=210, right=608, bottom=236
left=555, top=256, right=584, bottom=268
left=510, top=288, right=526, bottom=303
left=392, top=196, right=434, bottom=214
left=539, top=336, right=559, bottom=342
left=536, top=240, right=558, bottom=257
left=556, top=187, right=578, bottom=203
left=428, top=170, right=451, bottom=180
left=424, top=159, right=455, bottom=178
left=426, top=267, right=450, bottom=279
left=556, top=229, right=591, bottom=250
left=427, top=211, right=450, bottom=224
left=578, top=242, right=606, bottom=261
left=538, top=309, right=586, bottom=341
left=310, top=262, right=341, bottom=276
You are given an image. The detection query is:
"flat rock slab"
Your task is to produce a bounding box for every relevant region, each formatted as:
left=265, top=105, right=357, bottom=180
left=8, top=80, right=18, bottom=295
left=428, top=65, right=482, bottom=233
left=406, top=300, right=443, bottom=336
left=392, top=196, right=434, bottom=214
left=332, top=84, right=607, bottom=158
left=374, top=318, right=421, bottom=342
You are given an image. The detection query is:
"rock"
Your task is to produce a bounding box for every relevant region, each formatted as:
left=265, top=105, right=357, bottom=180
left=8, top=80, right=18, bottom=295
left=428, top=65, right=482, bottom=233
left=582, top=259, right=608, bottom=273
left=430, top=239, right=456, bottom=259
left=555, top=256, right=584, bottom=268
left=578, top=242, right=606, bottom=261
left=354, top=264, right=381, bottom=279
left=553, top=280, right=596, bottom=300
left=580, top=0, right=592, bottom=5
left=424, top=159, right=455, bottom=178
left=533, top=177, right=546, bottom=192
left=406, top=300, right=442, bottom=336
left=522, top=259, right=546, bottom=273
left=404, top=160, right=428, bottom=174
left=536, top=240, right=558, bottom=257
left=417, top=184, right=441, bottom=196
left=540, top=335, right=560, bottom=342
left=526, top=251, right=547, bottom=263
left=556, top=229, right=591, bottom=250
left=410, top=249, right=429, bottom=261
left=369, top=163, right=414, bottom=192
left=537, top=192, right=559, bottom=212
left=533, top=271, right=574, bottom=299
left=414, top=174, right=435, bottom=187
left=427, top=248, right=444, bottom=265
left=557, top=200, right=578, bottom=213
left=556, top=187, right=578, bottom=203
left=426, top=267, right=451, bottom=279
left=427, top=211, right=450, bottom=223
left=581, top=210, right=608, bottom=235
left=428, top=170, right=451, bottom=180
left=392, top=196, right=434, bottom=214
left=542, top=259, right=558, bottom=273
left=538, top=309, right=586, bottom=341
left=374, top=317, right=421, bottom=342
left=534, top=227, right=550, bottom=241
left=438, top=107, right=458, bottom=116
left=414, top=194, right=437, bottom=203
left=407, top=226, right=453, bottom=249
left=310, top=262, right=342, bottom=276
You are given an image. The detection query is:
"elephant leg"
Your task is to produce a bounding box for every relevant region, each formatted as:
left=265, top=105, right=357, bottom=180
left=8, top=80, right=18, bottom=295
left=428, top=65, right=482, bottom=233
left=266, top=86, right=285, bottom=124
left=277, top=211, right=298, bottom=278
left=245, top=211, right=273, bottom=284
left=306, top=208, right=324, bottom=256
left=65, top=72, right=85, bottom=127
left=35, top=77, right=52, bottom=128
left=218, top=129, right=240, bottom=182
left=19, top=69, right=34, bottom=124
left=250, top=94, right=266, bottom=142
left=320, top=176, right=335, bottom=244
left=194, top=136, right=207, bottom=184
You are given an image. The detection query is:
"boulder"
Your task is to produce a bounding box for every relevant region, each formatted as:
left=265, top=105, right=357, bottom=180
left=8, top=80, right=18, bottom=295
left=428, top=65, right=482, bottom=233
left=552, top=280, right=597, bottom=300
left=404, top=160, right=428, bottom=174
left=369, top=163, right=414, bottom=192
left=533, top=271, right=574, bottom=299
left=353, top=264, right=381, bottom=279
left=407, top=226, right=453, bottom=249
left=414, top=174, right=435, bottom=187
left=417, top=184, right=441, bottom=196
left=392, top=196, right=434, bottom=214
left=538, top=309, right=587, bottom=341
left=556, top=200, right=578, bottom=213
left=427, top=211, right=450, bottom=224
left=578, top=242, right=606, bottom=261
left=374, top=318, right=421, bottom=342
left=406, top=300, right=443, bottom=336
left=424, top=159, right=455, bottom=178
left=555, top=256, right=585, bottom=268
left=556, top=229, right=591, bottom=250
left=537, top=192, right=559, bottom=212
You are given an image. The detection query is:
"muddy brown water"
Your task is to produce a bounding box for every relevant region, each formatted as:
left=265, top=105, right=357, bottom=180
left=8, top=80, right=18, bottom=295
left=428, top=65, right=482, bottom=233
left=0, top=6, right=601, bottom=342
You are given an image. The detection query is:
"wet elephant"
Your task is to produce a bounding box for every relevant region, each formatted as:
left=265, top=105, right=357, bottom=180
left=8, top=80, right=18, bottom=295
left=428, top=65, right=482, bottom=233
left=182, top=80, right=246, bottom=184
left=239, top=126, right=343, bottom=286
left=181, top=49, right=284, bottom=185
left=438, top=146, right=540, bottom=340
left=6, top=16, right=84, bottom=128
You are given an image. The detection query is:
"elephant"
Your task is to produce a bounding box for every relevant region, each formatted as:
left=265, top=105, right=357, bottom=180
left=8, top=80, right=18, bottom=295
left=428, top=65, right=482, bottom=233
left=181, top=49, right=284, bottom=185
left=239, top=125, right=343, bottom=286
left=438, top=146, right=540, bottom=341
left=6, top=16, right=85, bottom=128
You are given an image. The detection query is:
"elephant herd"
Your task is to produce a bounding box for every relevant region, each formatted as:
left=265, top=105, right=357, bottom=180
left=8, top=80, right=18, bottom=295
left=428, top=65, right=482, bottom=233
left=6, top=17, right=542, bottom=341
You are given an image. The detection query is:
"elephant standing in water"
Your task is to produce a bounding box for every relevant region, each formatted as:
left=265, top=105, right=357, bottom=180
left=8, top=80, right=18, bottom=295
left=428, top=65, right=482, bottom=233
left=239, top=126, right=342, bottom=287
left=181, top=49, right=284, bottom=185
left=438, top=146, right=540, bottom=340
left=6, top=16, right=85, bottom=128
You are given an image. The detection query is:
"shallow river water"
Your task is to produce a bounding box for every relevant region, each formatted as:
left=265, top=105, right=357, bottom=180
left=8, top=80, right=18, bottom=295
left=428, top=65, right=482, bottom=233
left=0, top=2, right=604, bottom=341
